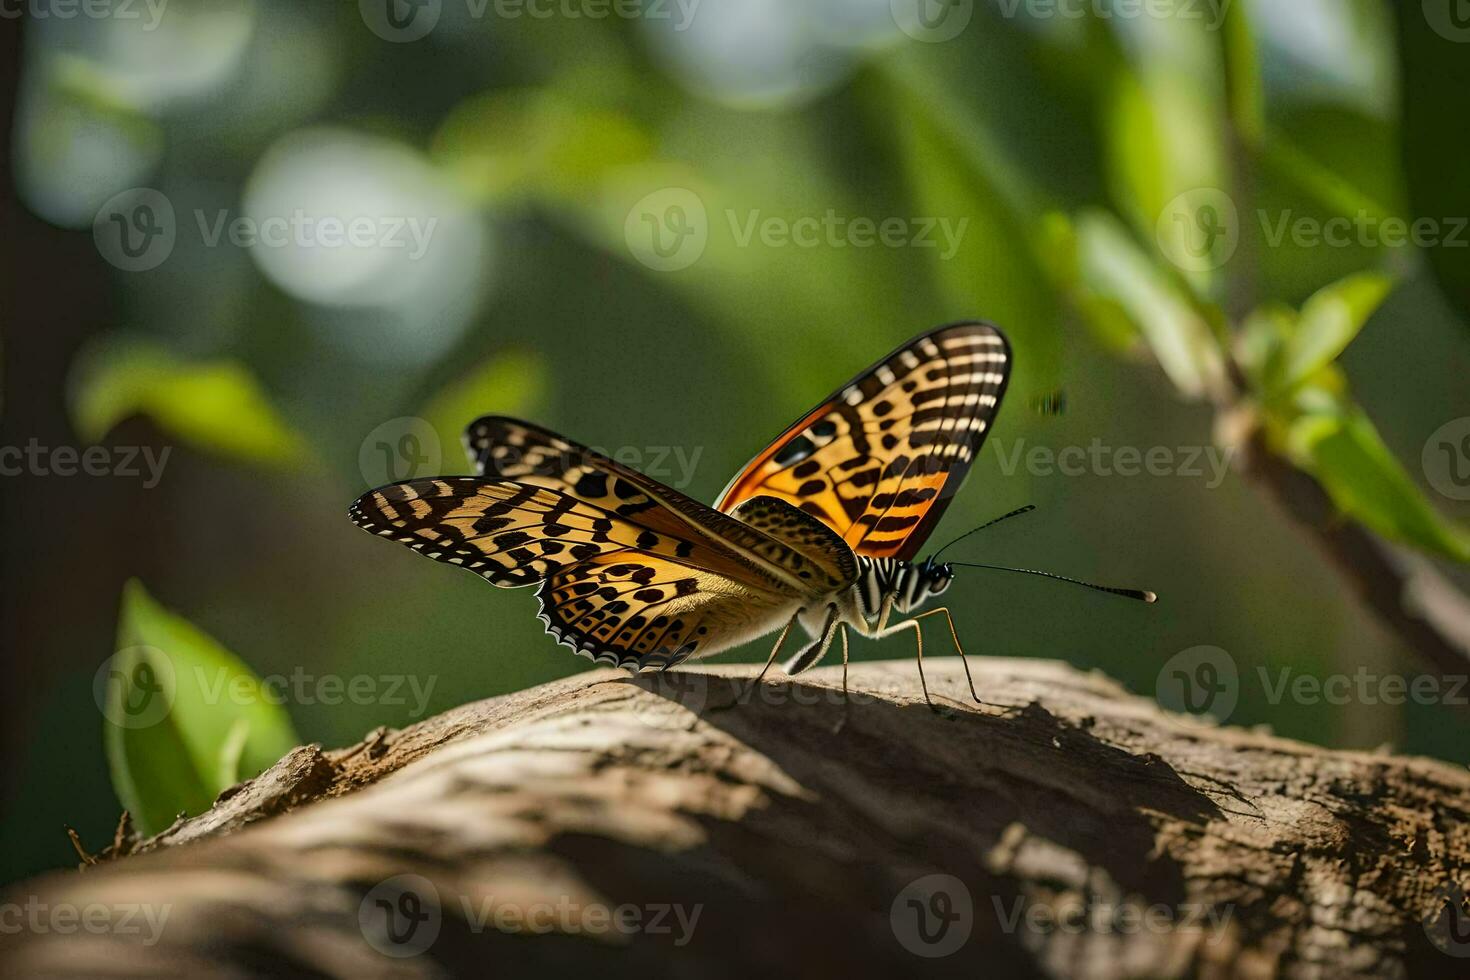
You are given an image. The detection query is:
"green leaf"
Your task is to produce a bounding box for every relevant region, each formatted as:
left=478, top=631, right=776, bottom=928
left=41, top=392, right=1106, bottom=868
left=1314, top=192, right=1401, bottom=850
left=104, top=580, right=299, bottom=834
left=1289, top=411, right=1470, bottom=563
left=1074, top=209, right=1227, bottom=400
left=1277, top=273, right=1395, bottom=392
left=71, top=341, right=307, bottom=467
left=419, top=348, right=547, bottom=474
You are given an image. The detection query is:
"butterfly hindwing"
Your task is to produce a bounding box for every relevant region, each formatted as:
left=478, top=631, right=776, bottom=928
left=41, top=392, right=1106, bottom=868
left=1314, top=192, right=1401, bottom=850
left=715, top=322, right=1011, bottom=561
left=538, top=555, right=796, bottom=669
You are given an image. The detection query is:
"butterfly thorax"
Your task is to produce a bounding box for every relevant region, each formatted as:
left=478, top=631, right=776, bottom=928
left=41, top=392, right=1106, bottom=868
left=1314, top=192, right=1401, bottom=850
left=852, top=555, right=953, bottom=623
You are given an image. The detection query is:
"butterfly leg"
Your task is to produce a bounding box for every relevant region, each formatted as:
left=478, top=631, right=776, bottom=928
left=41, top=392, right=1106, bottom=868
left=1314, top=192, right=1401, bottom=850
left=832, top=625, right=851, bottom=735
left=906, top=607, right=982, bottom=704
left=709, top=613, right=797, bottom=713
left=873, top=617, right=940, bottom=712
left=903, top=608, right=1019, bottom=715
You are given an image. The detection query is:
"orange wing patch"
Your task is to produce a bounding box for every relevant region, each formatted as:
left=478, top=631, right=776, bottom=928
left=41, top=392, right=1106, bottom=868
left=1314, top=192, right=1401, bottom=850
left=717, top=322, right=1011, bottom=560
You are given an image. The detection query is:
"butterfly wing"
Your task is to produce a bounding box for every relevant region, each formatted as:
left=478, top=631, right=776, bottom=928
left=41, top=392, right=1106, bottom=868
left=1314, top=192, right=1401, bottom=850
left=539, top=554, right=796, bottom=669
left=350, top=477, right=799, bottom=669
left=715, top=322, right=1011, bottom=561
left=464, top=416, right=856, bottom=592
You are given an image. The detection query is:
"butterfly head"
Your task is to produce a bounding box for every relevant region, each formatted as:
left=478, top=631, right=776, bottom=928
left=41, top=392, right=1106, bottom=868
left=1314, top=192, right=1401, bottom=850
left=890, top=557, right=955, bottom=614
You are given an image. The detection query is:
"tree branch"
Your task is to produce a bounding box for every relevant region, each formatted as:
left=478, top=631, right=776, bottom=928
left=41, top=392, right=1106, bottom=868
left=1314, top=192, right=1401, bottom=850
left=3, top=658, right=1468, bottom=979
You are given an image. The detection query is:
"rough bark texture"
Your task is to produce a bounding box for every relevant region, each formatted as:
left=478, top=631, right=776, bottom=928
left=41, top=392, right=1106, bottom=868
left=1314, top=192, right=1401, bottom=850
left=3, top=658, right=1469, bottom=980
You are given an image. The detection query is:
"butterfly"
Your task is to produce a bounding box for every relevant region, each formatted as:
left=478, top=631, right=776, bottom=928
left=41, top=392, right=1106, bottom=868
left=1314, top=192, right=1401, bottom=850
left=349, top=322, right=1154, bottom=708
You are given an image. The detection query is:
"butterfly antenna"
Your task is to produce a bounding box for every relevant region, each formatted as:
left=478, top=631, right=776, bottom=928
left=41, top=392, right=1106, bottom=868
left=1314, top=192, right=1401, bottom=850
left=948, top=562, right=1157, bottom=603
left=931, top=505, right=1038, bottom=564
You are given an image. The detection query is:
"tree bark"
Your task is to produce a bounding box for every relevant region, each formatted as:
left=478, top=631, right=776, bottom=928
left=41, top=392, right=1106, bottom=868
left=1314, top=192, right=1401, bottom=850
left=3, top=658, right=1469, bottom=979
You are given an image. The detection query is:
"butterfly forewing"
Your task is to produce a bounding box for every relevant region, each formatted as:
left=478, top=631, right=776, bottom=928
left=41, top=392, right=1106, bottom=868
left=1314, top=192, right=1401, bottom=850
left=350, top=476, right=806, bottom=669
left=715, top=322, right=1011, bottom=561
left=465, top=415, right=855, bottom=594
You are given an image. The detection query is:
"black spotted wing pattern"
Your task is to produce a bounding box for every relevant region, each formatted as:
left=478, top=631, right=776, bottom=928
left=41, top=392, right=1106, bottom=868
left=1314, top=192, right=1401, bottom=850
left=716, top=322, right=1011, bottom=560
